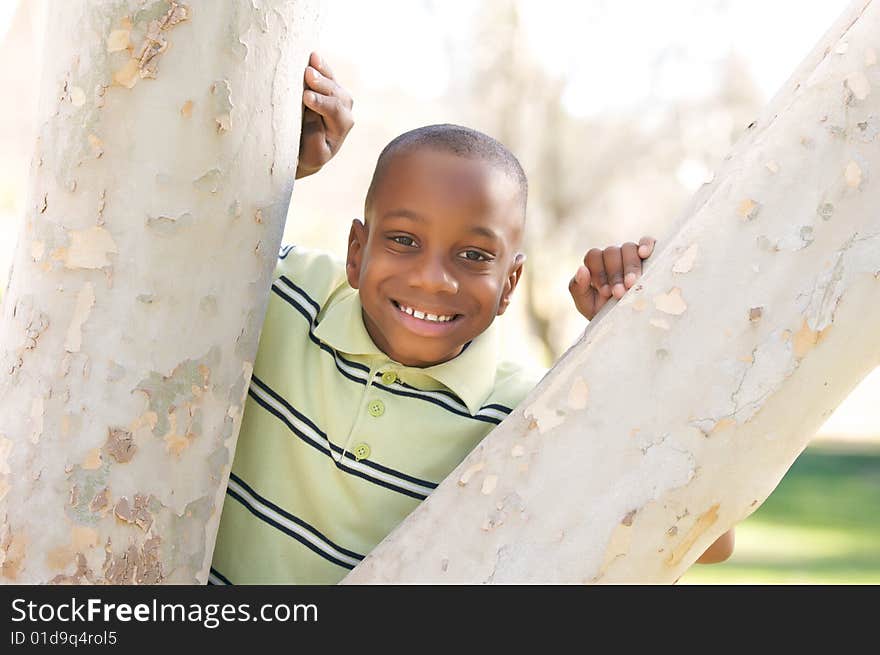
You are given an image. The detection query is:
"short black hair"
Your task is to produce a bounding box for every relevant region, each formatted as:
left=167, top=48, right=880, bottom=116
left=364, top=123, right=528, bottom=218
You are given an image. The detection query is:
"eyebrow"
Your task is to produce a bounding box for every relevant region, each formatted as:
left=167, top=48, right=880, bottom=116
left=381, top=209, right=424, bottom=222
left=381, top=209, right=501, bottom=242
left=468, top=226, right=501, bottom=241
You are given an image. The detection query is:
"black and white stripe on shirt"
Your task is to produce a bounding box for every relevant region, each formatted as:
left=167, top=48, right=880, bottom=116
left=208, top=567, right=232, bottom=585
left=247, top=373, right=438, bottom=500
left=225, top=472, right=366, bottom=571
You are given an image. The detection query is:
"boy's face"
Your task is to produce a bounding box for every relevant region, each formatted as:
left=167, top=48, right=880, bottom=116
left=346, top=148, right=525, bottom=368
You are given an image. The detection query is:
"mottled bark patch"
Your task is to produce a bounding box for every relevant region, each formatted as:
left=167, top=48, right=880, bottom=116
left=87, top=134, right=104, bottom=158
left=64, top=282, right=96, bottom=353
left=107, top=29, right=130, bottom=53
left=65, top=464, right=110, bottom=527
left=7, top=298, right=50, bottom=376
left=81, top=448, right=102, bottom=470
left=0, top=531, right=28, bottom=580
left=234, top=308, right=261, bottom=360
left=653, top=288, right=687, bottom=315
left=710, top=418, right=736, bottom=434
left=134, top=347, right=220, bottom=442
left=49, top=553, right=94, bottom=585
left=137, top=536, right=164, bottom=584
left=106, top=428, right=136, bottom=463
left=793, top=319, right=832, bottom=359
left=845, top=161, right=863, bottom=188
left=146, top=212, right=194, bottom=236
left=103, top=542, right=139, bottom=584
left=59, top=225, right=119, bottom=269
left=210, top=80, right=234, bottom=133
left=844, top=71, right=871, bottom=101
left=89, top=487, right=110, bottom=514
left=114, top=1, right=190, bottom=88
left=672, top=243, right=698, bottom=273
left=193, top=168, right=222, bottom=194
left=0, top=435, right=11, bottom=502
left=154, top=495, right=213, bottom=582
left=480, top=475, right=498, bottom=495
left=737, top=198, right=761, bottom=221
left=113, top=494, right=154, bottom=532
left=593, top=515, right=636, bottom=581
left=665, top=504, right=720, bottom=566
left=458, top=461, right=484, bottom=486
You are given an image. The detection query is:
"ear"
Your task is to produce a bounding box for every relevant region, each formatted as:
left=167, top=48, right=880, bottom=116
left=496, top=253, right=526, bottom=316
left=345, top=219, right=368, bottom=289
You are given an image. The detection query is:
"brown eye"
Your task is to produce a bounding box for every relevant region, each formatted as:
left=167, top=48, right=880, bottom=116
left=390, top=235, right=416, bottom=247
left=461, top=249, right=491, bottom=262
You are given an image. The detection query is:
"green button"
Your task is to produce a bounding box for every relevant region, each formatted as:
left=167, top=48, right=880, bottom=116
left=368, top=400, right=385, bottom=417
left=353, top=443, right=371, bottom=461
left=381, top=371, right=398, bottom=385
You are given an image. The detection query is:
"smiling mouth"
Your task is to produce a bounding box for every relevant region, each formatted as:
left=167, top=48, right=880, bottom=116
left=391, top=300, right=462, bottom=324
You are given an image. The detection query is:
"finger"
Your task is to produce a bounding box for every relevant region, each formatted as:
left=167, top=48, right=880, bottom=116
left=569, top=266, right=605, bottom=320
left=299, top=107, right=333, bottom=164
left=304, top=66, right=336, bottom=96
left=303, top=90, right=354, bottom=146
left=302, top=90, right=330, bottom=133
left=584, top=248, right=610, bottom=297
left=304, top=66, right=354, bottom=109
left=299, top=130, right=333, bottom=169
left=621, top=242, right=641, bottom=288
left=603, top=246, right=626, bottom=299
left=309, top=51, right=335, bottom=81
left=300, top=104, right=322, bottom=129
left=302, top=91, right=342, bottom=131
left=575, top=263, right=591, bottom=289
left=638, top=236, right=656, bottom=259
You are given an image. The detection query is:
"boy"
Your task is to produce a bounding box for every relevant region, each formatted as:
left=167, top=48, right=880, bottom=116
left=209, top=54, right=734, bottom=585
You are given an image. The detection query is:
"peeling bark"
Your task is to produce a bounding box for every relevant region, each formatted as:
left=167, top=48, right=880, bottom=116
left=343, top=0, right=880, bottom=584
left=0, top=0, right=319, bottom=584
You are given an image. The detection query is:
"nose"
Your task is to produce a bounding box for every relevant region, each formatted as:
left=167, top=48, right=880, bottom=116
left=410, top=253, right=458, bottom=295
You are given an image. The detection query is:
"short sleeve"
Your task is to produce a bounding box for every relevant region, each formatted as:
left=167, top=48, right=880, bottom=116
left=272, top=244, right=350, bottom=309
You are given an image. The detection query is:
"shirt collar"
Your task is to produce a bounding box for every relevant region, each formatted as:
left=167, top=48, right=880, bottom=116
left=313, top=287, right=500, bottom=415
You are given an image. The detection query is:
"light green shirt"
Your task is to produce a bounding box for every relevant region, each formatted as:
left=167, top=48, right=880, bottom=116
left=210, top=245, right=542, bottom=585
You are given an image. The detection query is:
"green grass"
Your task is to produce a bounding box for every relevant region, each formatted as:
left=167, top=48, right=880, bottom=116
left=680, top=442, right=880, bottom=584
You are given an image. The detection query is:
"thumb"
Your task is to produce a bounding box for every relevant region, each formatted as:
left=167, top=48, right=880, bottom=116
left=569, top=265, right=603, bottom=320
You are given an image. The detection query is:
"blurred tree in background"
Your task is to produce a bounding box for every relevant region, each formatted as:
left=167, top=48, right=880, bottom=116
left=456, top=0, right=764, bottom=362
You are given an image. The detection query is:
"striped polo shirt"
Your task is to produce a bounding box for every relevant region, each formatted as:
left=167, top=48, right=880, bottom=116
left=209, top=244, right=543, bottom=585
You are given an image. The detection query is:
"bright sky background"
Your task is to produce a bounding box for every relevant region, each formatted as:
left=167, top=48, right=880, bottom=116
left=0, top=2, right=16, bottom=43
left=318, top=0, right=852, bottom=114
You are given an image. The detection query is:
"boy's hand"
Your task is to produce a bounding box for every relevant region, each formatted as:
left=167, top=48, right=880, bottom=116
left=569, top=237, right=656, bottom=320
left=296, top=52, right=354, bottom=179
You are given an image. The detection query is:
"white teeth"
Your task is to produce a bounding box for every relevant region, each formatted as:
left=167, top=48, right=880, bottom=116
left=397, top=302, right=454, bottom=322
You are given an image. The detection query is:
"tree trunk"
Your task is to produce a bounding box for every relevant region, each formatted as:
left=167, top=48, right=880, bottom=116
left=0, top=0, right=317, bottom=584
left=343, top=0, right=880, bottom=584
